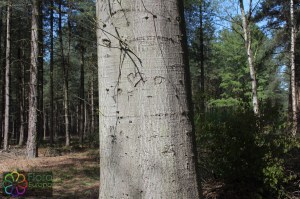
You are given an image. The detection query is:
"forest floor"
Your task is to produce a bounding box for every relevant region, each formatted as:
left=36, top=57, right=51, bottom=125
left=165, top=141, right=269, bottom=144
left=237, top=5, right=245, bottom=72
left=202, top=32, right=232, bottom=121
left=0, top=146, right=298, bottom=198
left=0, top=146, right=99, bottom=199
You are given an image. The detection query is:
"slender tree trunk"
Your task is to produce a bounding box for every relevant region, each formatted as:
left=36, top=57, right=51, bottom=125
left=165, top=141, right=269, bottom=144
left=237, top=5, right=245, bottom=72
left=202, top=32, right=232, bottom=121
left=239, top=0, right=259, bottom=115
left=11, top=119, right=14, bottom=144
left=54, top=102, right=58, bottom=140
left=49, top=0, right=54, bottom=144
left=76, top=104, right=79, bottom=135
left=3, top=0, right=11, bottom=151
left=84, top=102, right=87, bottom=137
left=1, top=8, right=6, bottom=146
left=66, top=0, right=72, bottom=146
left=90, top=74, right=95, bottom=134
left=199, top=0, right=205, bottom=116
left=58, top=0, right=64, bottom=142
left=96, top=0, right=201, bottom=198
left=79, top=45, right=85, bottom=145
left=18, top=41, right=25, bottom=146
left=290, top=0, right=297, bottom=136
left=27, top=0, right=39, bottom=158
left=59, top=0, right=70, bottom=146
left=0, top=7, right=3, bottom=148
left=43, top=107, right=46, bottom=140
left=37, top=0, right=44, bottom=149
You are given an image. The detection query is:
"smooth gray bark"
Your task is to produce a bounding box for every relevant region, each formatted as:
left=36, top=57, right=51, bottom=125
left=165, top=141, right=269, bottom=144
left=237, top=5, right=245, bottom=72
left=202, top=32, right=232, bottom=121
left=96, top=0, right=200, bottom=198
left=239, top=0, right=260, bottom=115
left=290, top=0, right=297, bottom=136
left=3, top=0, right=11, bottom=151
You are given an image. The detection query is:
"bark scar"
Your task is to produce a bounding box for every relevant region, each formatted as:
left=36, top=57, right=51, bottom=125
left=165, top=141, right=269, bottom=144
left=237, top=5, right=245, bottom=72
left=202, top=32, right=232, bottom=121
left=127, top=73, right=145, bottom=87
left=154, top=76, right=165, bottom=85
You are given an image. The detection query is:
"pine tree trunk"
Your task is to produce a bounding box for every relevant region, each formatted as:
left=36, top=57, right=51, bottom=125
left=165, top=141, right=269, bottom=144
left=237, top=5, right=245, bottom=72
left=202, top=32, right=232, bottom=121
left=239, top=0, right=260, bottom=115
left=91, top=74, right=95, bottom=134
left=79, top=46, right=85, bottom=145
left=3, top=0, right=11, bottom=151
left=290, top=0, right=297, bottom=136
left=63, top=74, right=70, bottom=146
left=18, top=40, right=25, bottom=146
left=49, top=0, right=54, bottom=144
left=0, top=7, right=2, bottom=149
left=59, top=0, right=70, bottom=146
left=54, top=102, right=58, bottom=140
left=43, top=107, right=46, bottom=140
left=66, top=0, right=72, bottom=146
left=84, top=102, right=87, bottom=137
left=37, top=0, right=44, bottom=147
left=96, top=0, right=201, bottom=198
left=76, top=104, right=79, bottom=135
left=1, top=7, right=6, bottom=146
left=11, top=120, right=15, bottom=144
left=27, top=0, right=39, bottom=158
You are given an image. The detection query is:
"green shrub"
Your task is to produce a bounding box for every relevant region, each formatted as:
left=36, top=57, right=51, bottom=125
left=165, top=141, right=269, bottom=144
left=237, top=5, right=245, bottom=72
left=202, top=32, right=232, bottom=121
left=196, top=101, right=295, bottom=198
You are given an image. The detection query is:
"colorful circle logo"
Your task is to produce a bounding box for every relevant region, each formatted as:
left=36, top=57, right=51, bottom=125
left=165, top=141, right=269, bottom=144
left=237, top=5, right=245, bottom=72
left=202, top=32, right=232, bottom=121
left=2, top=171, right=28, bottom=197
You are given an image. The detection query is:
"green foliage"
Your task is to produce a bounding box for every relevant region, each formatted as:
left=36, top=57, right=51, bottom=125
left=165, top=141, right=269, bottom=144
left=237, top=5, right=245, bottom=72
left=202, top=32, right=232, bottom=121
left=207, top=22, right=282, bottom=106
left=189, top=17, right=285, bottom=111
left=208, top=97, right=241, bottom=107
left=196, top=102, right=296, bottom=197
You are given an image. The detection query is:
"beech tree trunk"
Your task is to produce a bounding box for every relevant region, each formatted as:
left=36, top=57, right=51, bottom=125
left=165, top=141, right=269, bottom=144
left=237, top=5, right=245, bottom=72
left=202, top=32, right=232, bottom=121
left=3, top=0, right=11, bottom=151
left=96, top=0, right=201, bottom=198
left=290, top=0, right=297, bottom=136
left=239, top=0, right=260, bottom=115
left=27, top=0, right=39, bottom=158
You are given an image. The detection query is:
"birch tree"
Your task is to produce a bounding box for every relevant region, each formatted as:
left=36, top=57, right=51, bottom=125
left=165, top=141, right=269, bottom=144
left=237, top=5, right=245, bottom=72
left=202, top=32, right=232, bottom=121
left=3, top=0, right=11, bottom=151
left=96, top=0, right=201, bottom=198
left=290, top=0, right=297, bottom=136
left=239, top=0, right=260, bottom=115
left=27, top=0, right=39, bottom=158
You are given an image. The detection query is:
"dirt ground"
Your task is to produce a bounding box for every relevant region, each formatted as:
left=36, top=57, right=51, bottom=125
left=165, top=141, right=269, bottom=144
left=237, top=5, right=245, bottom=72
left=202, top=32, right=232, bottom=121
left=0, top=148, right=99, bottom=199
left=1, top=147, right=298, bottom=199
